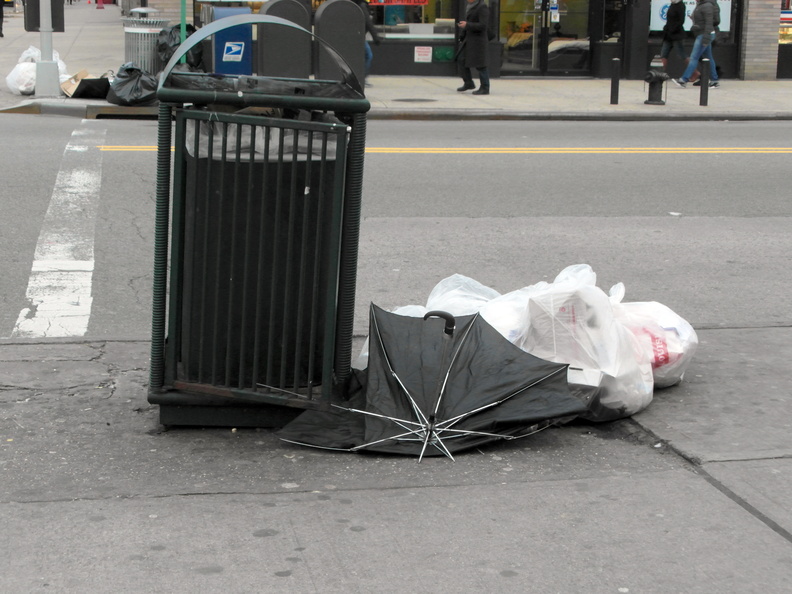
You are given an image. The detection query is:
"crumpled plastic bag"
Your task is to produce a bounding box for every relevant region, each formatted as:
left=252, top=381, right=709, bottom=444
left=185, top=119, right=270, bottom=160
left=106, top=62, right=158, bottom=106
left=480, top=285, right=546, bottom=345
left=425, top=274, right=500, bottom=316
left=18, top=46, right=68, bottom=75
left=352, top=264, right=695, bottom=422
left=517, top=264, right=654, bottom=422
left=157, top=24, right=204, bottom=70
left=610, top=283, right=698, bottom=389
left=6, top=46, right=69, bottom=95
left=6, top=63, right=37, bottom=95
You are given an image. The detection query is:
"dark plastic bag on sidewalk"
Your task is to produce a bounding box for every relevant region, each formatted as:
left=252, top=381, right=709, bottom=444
left=157, top=25, right=204, bottom=70
left=107, top=62, right=158, bottom=106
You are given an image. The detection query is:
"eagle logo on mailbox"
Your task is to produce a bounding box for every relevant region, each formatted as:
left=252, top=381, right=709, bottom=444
left=223, top=42, right=245, bottom=62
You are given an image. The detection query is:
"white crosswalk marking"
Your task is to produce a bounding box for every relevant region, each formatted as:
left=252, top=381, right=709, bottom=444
left=9, top=121, right=106, bottom=338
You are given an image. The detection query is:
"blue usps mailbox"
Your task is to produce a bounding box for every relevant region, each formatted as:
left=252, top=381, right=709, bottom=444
left=211, top=6, right=253, bottom=75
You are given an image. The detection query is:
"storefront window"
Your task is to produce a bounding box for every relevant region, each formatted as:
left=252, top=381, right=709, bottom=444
left=501, top=0, right=590, bottom=74
left=649, top=0, right=734, bottom=37
left=782, top=0, right=792, bottom=44
left=358, top=0, right=455, bottom=26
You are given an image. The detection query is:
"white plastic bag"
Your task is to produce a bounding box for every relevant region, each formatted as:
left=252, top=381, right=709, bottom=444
left=7, top=47, right=70, bottom=95
left=18, top=46, right=42, bottom=63
left=425, top=274, right=500, bottom=316
left=610, top=284, right=698, bottom=389
left=518, top=265, right=654, bottom=421
left=480, top=285, right=546, bottom=345
left=6, top=62, right=37, bottom=95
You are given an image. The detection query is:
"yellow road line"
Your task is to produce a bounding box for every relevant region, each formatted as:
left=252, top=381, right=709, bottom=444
left=98, top=146, right=172, bottom=151
left=366, top=147, right=792, bottom=154
left=97, top=145, right=792, bottom=154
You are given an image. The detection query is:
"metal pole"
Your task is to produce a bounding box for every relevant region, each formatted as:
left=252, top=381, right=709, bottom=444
left=699, top=58, right=710, bottom=107
left=610, top=58, right=620, bottom=105
left=35, top=0, right=61, bottom=96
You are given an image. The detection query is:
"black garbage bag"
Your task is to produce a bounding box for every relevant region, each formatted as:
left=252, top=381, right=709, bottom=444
left=107, top=63, right=158, bottom=106
left=157, top=25, right=204, bottom=70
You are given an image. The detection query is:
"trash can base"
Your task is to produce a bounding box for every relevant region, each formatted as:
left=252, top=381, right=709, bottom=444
left=158, top=403, right=303, bottom=428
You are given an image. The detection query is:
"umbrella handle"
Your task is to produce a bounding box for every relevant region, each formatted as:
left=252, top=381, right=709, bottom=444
left=424, top=311, right=456, bottom=336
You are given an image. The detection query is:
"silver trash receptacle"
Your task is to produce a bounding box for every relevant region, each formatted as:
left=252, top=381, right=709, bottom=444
left=122, top=10, right=170, bottom=75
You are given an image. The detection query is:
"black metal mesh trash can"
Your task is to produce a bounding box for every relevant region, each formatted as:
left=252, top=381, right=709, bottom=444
left=148, top=16, right=370, bottom=428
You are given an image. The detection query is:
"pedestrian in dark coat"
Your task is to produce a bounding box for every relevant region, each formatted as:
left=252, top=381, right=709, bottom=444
left=351, top=0, right=382, bottom=86
left=660, top=0, right=698, bottom=81
left=457, top=0, right=490, bottom=95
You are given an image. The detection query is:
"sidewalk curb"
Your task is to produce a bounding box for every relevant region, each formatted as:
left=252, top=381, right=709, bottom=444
left=4, top=99, right=792, bottom=121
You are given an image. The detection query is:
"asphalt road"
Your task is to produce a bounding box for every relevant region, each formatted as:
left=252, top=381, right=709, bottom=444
left=1, top=117, right=790, bottom=339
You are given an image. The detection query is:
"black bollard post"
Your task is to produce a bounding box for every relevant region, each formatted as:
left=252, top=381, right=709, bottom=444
left=700, top=58, right=710, bottom=106
left=610, top=58, right=620, bottom=105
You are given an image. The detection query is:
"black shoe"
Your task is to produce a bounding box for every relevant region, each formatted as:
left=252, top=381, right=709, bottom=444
left=692, top=80, right=701, bottom=86
left=472, top=87, right=489, bottom=95
left=457, top=84, right=475, bottom=92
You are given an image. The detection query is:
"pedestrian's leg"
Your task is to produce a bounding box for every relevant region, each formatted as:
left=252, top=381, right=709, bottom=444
left=679, top=35, right=705, bottom=82
left=457, top=66, right=475, bottom=91
left=472, top=67, right=490, bottom=94
left=703, top=42, right=718, bottom=81
left=364, top=42, right=373, bottom=77
left=660, top=41, right=671, bottom=71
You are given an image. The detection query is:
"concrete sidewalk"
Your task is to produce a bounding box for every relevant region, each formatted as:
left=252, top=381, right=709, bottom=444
left=2, top=2, right=792, bottom=592
left=3, top=2, right=792, bottom=120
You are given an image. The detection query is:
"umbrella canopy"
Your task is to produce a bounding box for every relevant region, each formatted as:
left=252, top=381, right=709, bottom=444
left=278, top=304, right=590, bottom=460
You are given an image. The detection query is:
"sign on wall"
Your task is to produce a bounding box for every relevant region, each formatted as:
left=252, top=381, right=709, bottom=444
left=650, top=0, right=732, bottom=33
left=414, top=46, right=433, bottom=62
left=370, top=0, right=429, bottom=5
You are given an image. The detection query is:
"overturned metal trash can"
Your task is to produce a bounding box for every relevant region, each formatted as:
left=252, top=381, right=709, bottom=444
left=148, top=16, right=370, bottom=427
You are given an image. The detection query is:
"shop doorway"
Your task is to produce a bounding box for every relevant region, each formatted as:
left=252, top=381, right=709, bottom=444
left=500, top=0, right=591, bottom=75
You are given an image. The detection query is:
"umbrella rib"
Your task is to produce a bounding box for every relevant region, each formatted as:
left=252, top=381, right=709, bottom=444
left=436, top=366, right=568, bottom=430
left=279, top=438, right=356, bottom=452
left=350, top=427, right=428, bottom=451
left=331, top=403, right=423, bottom=428
left=431, top=313, right=479, bottom=419
left=390, top=371, right=430, bottom=426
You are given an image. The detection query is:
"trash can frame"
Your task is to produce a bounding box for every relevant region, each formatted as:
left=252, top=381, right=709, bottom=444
left=166, top=110, right=350, bottom=405
left=148, top=15, right=370, bottom=426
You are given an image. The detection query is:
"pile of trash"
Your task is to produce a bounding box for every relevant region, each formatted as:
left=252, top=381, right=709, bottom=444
left=4, top=46, right=70, bottom=96
left=5, top=26, right=202, bottom=103
left=355, top=264, right=698, bottom=422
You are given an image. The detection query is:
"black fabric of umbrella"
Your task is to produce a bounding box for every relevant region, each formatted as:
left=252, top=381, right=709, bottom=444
left=277, top=304, right=590, bottom=461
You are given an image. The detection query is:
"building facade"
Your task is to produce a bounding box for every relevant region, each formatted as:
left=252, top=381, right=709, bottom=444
left=145, top=0, right=790, bottom=79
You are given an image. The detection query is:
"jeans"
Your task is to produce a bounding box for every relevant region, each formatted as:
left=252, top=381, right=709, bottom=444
left=364, top=42, right=373, bottom=76
left=681, top=33, right=718, bottom=82
left=660, top=39, right=686, bottom=61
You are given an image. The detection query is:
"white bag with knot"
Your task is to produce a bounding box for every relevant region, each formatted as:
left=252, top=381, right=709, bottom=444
left=518, top=264, right=654, bottom=421
left=425, top=274, right=500, bottom=316
left=6, top=46, right=70, bottom=95
left=6, top=63, right=37, bottom=95
left=609, top=283, right=698, bottom=389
